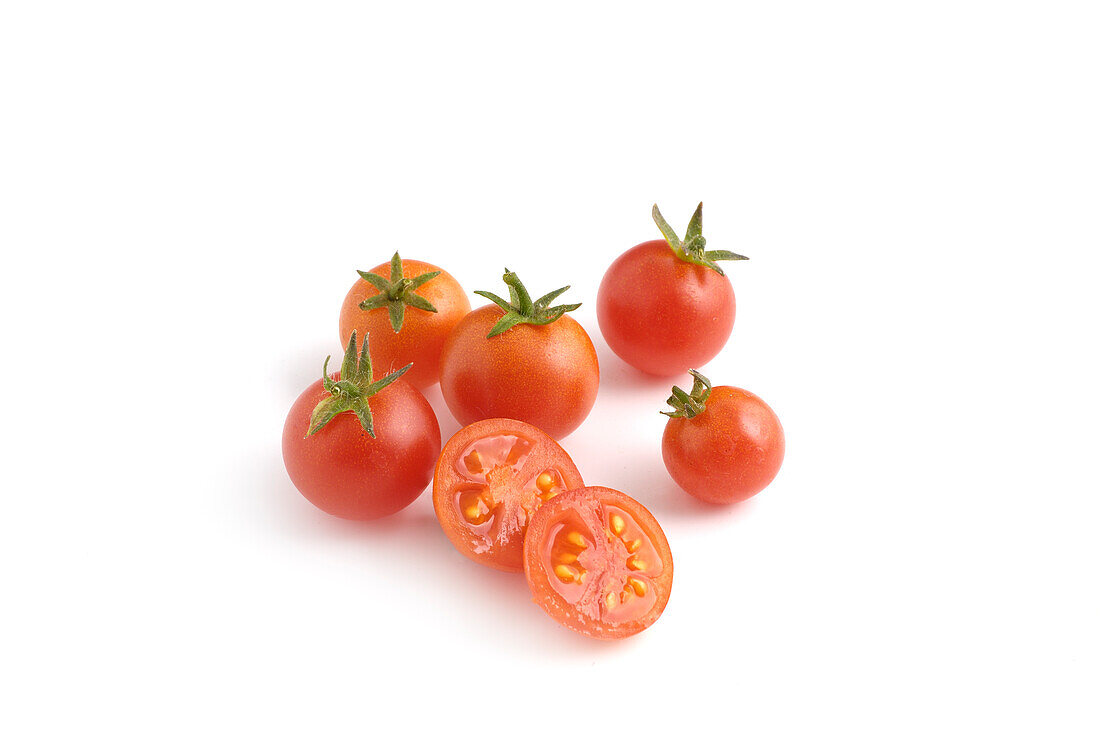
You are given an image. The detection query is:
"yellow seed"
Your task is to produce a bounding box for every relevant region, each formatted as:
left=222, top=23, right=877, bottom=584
left=536, top=471, right=556, bottom=490
left=605, top=592, right=618, bottom=609
left=628, top=578, right=647, bottom=596
left=554, top=564, right=576, bottom=583
left=610, top=514, right=625, bottom=535
left=627, top=557, right=647, bottom=572
left=627, top=539, right=643, bottom=553
left=464, top=504, right=481, bottom=520
left=558, top=552, right=577, bottom=565
left=564, top=531, right=587, bottom=549
left=463, top=450, right=483, bottom=474
left=620, top=589, right=633, bottom=603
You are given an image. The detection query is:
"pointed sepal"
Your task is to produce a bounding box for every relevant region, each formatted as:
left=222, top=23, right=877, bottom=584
left=475, top=270, right=582, bottom=338
left=305, top=331, right=413, bottom=438
left=355, top=251, right=442, bottom=333
left=660, top=370, right=713, bottom=419
left=652, top=203, right=748, bottom=276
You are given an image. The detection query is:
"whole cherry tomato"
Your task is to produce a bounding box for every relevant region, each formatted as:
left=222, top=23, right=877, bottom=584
left=339, top=252, right=470, bottom=390
left=433, top=418, right=585, bottom=572
left=438, top=270, right=599, bottom=440
left=282, top=332, right=441, bottom=520
left=597, top=203, right=748, bottom=376
left=524, top=486, right=673, bottom=640
left=661, top=370, right=784, bottom=504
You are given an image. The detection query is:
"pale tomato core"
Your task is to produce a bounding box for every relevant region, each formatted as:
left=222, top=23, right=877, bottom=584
left=538, top=503, right=664, bottom=625
left=451, top=434, right=562, bottom=555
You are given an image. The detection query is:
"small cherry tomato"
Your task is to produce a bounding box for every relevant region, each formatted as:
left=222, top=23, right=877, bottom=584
left=439, top=270, right=599, bottom=440
left=282, top=332, right=441, bottom=520
left=433, top=418, right=585, bottom=572
left=597, top=203, right=748, bottom=376
left=661, top=370, right=784, bottom=504
left=523, top=486, right=673, bottom=640
left=339, top=252, right=470, bottom=390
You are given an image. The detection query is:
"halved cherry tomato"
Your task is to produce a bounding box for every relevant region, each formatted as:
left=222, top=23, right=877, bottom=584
left=433, top=418, right=585, bottom=572
left=661, top=370, right=785, bottom=504
left=523, top=486, right=673, bottom=640
left=339, top=252, right=470, bottom=390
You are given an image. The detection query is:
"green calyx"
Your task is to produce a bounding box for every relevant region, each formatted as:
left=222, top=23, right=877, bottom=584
left=474, top=269, right=581, bottom=338
left=357, top=251, right=441, bottom=333
left=306, top=331, right=412, bottom=438
left=652, top=202, right=749, bottom=275
left=661, top=369, right=713, bottom=418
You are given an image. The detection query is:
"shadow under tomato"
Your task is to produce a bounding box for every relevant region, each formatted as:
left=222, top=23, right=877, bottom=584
left=589, top=330, right=672, bottom=394
left=245, top=445, right=647, bottom=653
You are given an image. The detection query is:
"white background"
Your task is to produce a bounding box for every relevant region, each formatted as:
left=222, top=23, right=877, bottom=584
left=2, top=1, right=1098, bottom=728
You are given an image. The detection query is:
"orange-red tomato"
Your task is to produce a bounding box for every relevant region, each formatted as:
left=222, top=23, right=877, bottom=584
left=282, top=376, right=440, bottom=519
left=433, top=418, right=585, bottom=572
left=597, top=204, right=746, bottom=376
left=662, top=378, right=785, bottom=504
left=598, top=240, right=734, bottom=376
left=439, top=307, right=599, bottom=440
left=523, top=486, right=673, bottom=640
left=282, top=334, right=441, bottom=520
left=339, top=256, right=470, bottom=390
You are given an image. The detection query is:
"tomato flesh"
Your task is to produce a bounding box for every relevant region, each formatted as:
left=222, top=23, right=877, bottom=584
left=524, top=486, right=673, bottom=639
left=434, top=419, right=584, bottom=572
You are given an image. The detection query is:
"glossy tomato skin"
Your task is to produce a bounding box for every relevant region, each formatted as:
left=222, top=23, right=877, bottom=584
left=662, top=385, right=784, bottom=504
left=282, top=375, right=441, bottom=520
left=438, top=306, right=599, bottom=440
left=433, top=418, right=585, bottom=572
left=338, top=260, right=470, bottom=390
left=597, top=240, right=735, bottom=377
left=524, top=486, right=673, bottom=640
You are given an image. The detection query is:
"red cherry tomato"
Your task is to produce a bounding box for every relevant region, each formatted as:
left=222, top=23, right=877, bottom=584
left=439, top=270, right=599, bottom=440
left=339, top=252, right=470, bottom=390
left=282, top=334, right=441, bottom=520
left=433, top=418, right=585, bottom=572
left=523, top=486, right=673, bottom=640
left=597, top=204, right=747, bottom=376
left=661, top=370, right=784, bottom=504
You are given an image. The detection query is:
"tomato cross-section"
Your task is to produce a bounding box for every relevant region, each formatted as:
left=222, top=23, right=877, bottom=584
left=523, top=486, right=673, bottom=639
left=433, top=418, right=585, bottom=572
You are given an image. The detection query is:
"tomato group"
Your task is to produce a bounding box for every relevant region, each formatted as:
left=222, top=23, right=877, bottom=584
left=439, top=270, right=599, bottom=440
left=661, top=370, right=785, bottom=504
left=597, top=204, right=747, bottom=376
left=339, top=252, right=470, bottom=390
left=282, top=333, right=441, bottom=520
left=523, top=486, right=673, bottom=640
left=433, top=418, right=585, bottom=572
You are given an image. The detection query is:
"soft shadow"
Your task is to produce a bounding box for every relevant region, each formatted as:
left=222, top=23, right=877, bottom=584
left=591, top=331, right=671, bottom=393
left=420, top=383, right=462, bottom=445
left=241, top=445, right=637, bottom=655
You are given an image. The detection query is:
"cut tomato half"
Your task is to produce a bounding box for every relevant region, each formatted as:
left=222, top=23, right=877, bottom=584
left=523, top=486, right=673, bottom=639
left=433, top=418, right=585, bottom=572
